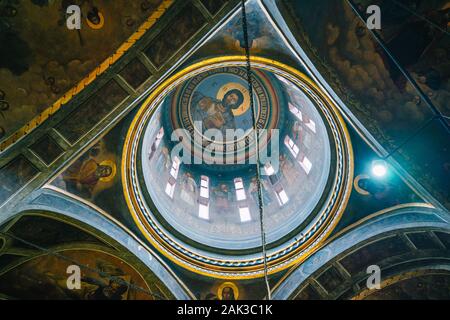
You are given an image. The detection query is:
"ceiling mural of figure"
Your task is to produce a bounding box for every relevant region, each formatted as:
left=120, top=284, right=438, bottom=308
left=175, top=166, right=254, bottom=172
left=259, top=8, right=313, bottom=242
left=179, top=172, right=198, bottom=207
left=54, top=140, right=117, bottom=200
left=217, top=282, right=239, bottom=300
left=0, top=0, right=166, bottom=144
left=128, top=56, right=350, bottom=278
left=2, top=0, right=448, bottom=302
left=176, top=68, right=261, bottom=135
left=202, top=281, right=241, bottom=300
left=191, top=87, right=245, bottom=134
left=63, top=158, right=116, bottom=196
left=212, top=183, right=233, bottom=214
left=0, top=249, right=168, bottom=300
left=169, top=65, right=279, bottom=165
left=279, top=152, right=300, bottom=186
left=248, top=176, right=272, bottom=206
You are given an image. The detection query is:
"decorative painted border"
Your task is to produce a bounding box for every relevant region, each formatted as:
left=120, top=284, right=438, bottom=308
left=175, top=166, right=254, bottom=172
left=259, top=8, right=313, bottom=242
left=168, top=67, right=280, bottom=165
left=270, top=202, right=437, bottom=296
left=0, top=0, right=174, bottom=152
left=122, top=56, right=354, bottom=279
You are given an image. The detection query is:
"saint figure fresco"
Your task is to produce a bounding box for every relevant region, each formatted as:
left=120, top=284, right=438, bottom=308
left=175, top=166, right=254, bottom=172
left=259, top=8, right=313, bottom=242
left=179, top=172, right=198, bottom=207
left=217, top=282, right=239, bottom=300
left=213, top=184, right=232, bottom=213
left=191, top=89, right=244, bottom=134
left=63, top=159, right=115, bottom=197
left=57, top=140, right=117, bottom=200
left=249, top=177, right=272, bottom=205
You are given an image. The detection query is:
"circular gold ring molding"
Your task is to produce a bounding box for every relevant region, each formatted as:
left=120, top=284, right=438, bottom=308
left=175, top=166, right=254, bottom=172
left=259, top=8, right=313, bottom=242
left=122, top=56, right=354, bottom=279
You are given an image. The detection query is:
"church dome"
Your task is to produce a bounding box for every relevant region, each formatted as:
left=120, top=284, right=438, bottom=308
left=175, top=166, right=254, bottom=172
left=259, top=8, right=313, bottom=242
left=122, top=57, right=353, bottom=278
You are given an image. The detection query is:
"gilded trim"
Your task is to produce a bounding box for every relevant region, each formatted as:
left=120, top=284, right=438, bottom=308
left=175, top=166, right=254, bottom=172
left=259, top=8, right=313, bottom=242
left=0, top=0, right=173, bottom=152
left=122, top=56, right=354, bottom=279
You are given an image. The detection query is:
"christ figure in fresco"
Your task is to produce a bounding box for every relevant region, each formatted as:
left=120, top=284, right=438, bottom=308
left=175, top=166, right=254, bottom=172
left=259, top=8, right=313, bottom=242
left=191, top=89, right=244, bottom=134
left=63, top=158, right=114, bottom=198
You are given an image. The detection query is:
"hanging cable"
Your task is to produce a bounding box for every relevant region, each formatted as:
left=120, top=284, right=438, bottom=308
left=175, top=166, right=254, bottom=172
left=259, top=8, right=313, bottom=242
left=0, top=230, right=167, bottom=300
left=240, top=0, right=271, bottom=300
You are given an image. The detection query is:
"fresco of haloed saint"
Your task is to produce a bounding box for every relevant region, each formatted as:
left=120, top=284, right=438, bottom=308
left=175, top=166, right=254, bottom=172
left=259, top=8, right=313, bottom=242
left=189, top=72, right=256, bottom=136
left=53, top=139, right=117, bottom=200
left=179, top=172, right=198, bottom=207
left=0, top=250, right=165, bottom=300
left=172, top=66, right=277, bottom=159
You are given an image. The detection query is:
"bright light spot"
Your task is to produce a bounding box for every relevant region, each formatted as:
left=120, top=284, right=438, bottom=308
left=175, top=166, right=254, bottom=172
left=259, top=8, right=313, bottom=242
left=198, top=203, right=209, bottom=220
left=371, top=160, right=387, bottom=177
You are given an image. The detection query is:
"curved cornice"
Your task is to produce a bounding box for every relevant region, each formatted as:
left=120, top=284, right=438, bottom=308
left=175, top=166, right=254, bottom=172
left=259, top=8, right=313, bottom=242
left=272, top=203, right=449, bottom=299
left=122, top=56, right=354, bottom=279
left=2, top=187, right=193, bottom=300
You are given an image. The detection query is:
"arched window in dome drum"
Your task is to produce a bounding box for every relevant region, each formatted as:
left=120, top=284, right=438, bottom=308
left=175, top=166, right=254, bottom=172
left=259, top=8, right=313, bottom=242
left=198, top=175, right=210, bottom=220
left=274, top=184, right=289, bottom=206
left=234, top=178, right=251, bottom=222
left=264, top=162, right=289, bottom=207
left=288, top=102, right=303, bottom=122
left=165, top=156, right=180, bottom=198
left=263, top=162, right=275, bottom=176
left=238, top=205, right=251, bottom=223
left=148, top=127, right=164, bottom=161
left=299, top=154, right=312, bottom=175
left=234, top=178, right=247, bottom=201
left=284, top=136, right=299, bottom=159
left=303, top=115, right=316, bottom=134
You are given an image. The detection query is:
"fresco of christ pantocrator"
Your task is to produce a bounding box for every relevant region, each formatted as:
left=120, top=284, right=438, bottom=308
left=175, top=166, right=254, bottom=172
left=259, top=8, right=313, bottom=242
left=191, top=88, right=244, bottom=134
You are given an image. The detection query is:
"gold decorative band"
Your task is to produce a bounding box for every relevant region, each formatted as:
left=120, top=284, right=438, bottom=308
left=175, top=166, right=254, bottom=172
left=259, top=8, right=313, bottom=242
left=0, top=0, right=173, bottom=152
left=122, top=56, right=354, bottom=279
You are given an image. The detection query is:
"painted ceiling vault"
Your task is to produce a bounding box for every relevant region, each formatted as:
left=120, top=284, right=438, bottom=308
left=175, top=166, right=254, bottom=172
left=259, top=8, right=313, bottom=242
left=0, top=0, right=449, bottom=300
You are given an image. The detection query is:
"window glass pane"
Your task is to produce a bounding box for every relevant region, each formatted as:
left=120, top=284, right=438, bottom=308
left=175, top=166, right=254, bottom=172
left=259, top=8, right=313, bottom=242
left=305, top=120, right=316, bottom=133
left=264, top=163, right=275, bottom=176
left=239, top=207, right=251, bottom=222
left=278, top=189, right=289, bottom=205
left=200, top=187, right=209, bottom=198
left=236, top=189, right=246, bottom=201
left=199, top=204, right=209, bottom=220
left=300, top=156, right=312, bottom=174
left=165, top=182, right=175, bottom=198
